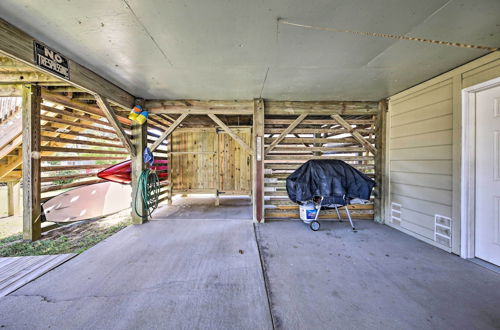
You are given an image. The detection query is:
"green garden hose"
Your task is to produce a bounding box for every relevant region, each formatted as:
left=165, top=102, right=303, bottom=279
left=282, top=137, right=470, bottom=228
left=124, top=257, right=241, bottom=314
left=133, top=168, right=161, bottom=218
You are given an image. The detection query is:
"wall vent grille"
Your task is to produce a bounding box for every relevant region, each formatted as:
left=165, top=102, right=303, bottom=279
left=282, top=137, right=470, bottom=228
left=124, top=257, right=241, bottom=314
left=391, top=202, right=401, bottom=225
left=435, top=214, right=452, bottom=248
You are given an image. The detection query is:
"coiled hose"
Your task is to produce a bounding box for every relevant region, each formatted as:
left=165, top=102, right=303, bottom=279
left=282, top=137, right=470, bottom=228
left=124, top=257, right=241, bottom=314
left=134, top=168, right=161, bottom=218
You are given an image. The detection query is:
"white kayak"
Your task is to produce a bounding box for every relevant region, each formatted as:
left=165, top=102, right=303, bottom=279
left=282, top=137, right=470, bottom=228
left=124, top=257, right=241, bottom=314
left=43, top=182, right=132, bottom=223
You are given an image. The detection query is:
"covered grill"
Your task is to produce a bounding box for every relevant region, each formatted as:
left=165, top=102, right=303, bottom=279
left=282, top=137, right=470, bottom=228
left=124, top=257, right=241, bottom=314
left=286, top=159, right=375, bottom=231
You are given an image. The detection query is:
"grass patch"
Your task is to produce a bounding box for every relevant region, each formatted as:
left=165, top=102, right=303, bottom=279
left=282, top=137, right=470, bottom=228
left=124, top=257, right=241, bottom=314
left=0, top=216, right=131, bottom=257
left=0, top=233, right=22, bottom=245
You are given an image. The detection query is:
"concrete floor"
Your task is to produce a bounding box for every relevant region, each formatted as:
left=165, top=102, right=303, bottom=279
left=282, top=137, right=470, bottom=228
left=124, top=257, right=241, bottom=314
left=0, top=198, right=499, bottom=329
left=152, top=195, right=252, bottom=220
left=256, top=220, right=500, bottom=330
left=0, top=218, right=272, bottom=329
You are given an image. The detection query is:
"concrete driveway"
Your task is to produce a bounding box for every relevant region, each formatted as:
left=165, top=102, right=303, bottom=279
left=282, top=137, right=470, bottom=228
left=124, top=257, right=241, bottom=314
left=1, top=209, right=500, bottom=329
left=0, top=218, right=272, bottom=329
left=256, top=220, right=500, bottom=330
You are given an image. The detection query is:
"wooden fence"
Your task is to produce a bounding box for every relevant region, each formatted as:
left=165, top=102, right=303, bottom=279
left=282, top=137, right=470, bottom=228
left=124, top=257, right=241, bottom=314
left=39, top=93, right=131, bottom=202
left=262, top=101, right=380, bottom=220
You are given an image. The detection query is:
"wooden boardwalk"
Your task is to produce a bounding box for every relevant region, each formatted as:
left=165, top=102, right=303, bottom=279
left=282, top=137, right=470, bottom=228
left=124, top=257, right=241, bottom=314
left=0, top=254, right=75, bottom=297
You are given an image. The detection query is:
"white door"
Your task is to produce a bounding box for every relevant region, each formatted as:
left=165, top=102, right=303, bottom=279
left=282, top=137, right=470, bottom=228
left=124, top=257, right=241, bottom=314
left=475, top=84, right=500, bottom=266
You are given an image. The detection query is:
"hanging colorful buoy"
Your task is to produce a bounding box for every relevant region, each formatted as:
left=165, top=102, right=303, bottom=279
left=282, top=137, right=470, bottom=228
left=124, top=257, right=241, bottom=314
left=128, top=105, right=142, bottom=121
left=135, top=110, right=149, bottom=125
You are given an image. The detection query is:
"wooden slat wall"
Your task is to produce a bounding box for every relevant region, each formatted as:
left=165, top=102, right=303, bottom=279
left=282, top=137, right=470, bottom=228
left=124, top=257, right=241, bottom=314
left=149, top=126, right=170, bottom=205
left=39, top=97, right=130, bottom=201
left=263, top=102, right=379, bottom=220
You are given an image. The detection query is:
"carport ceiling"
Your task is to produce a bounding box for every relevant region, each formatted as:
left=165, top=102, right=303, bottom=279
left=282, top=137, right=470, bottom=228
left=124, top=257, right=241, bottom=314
left=0, top=0, right=499, bottom=101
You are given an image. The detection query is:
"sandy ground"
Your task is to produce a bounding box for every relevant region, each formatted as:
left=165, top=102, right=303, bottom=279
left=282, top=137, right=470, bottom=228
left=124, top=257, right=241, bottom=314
left=0, top=215, right=22, bottom=239
left=0, top=209, right=132, bottom=241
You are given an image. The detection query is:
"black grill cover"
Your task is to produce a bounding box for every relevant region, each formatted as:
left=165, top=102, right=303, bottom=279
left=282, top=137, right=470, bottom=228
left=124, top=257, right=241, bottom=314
left=286, top=159, right=375, bottom=205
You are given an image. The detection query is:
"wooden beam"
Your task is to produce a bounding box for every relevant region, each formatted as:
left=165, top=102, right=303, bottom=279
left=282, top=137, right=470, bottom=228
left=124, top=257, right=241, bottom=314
left=265, top=155, right=373, bottom=162
left=253, top=99, right=265, bottom=223
left=265, top=128, right=372, bottom=134
left=48, top=86, right=83, bottom=93
left=158, top=114, right=176, bottom=124
left=265, top=119, right=373, bottom=125
left=146, top=100, right=254, bottom=115
left=0, top=154, right=22, bottom=179
left=331, top=114, right=377, bottom=155
left=264, top=137, right=372, bottom=145
left=208, top=114, right=254, bottom=155
left=41, top=172, right=99, bottom=183
left=131, top=98, right=148, bottom=224
left=41, top=178, right=105, bottom=193
left=0, top=117, right=22, bottom=159
left=0, top=18, right=135, bottom=108
left=94, top=94, right=136, bottom=157
left=22, top=84, right=42, bottom=241
left=0, top=85, right=22, bottom=97
left=0, top=71, right=61, bottom=83
left=40, top=115, right=117, bottom=134
left=41, top=155, right=125, bottom=162
left=0, top=173, right=21, bottom=182
left=264, top=100, right=379, bottom=115
left=149, top=108, right=253, bottom=115
left=40, top=146, right=128, bottom=155
left=265, top=114, right=307, bottom=156
left=150, top=113, right=188, bottom=152
left=40, top=135, right=123, bottom=149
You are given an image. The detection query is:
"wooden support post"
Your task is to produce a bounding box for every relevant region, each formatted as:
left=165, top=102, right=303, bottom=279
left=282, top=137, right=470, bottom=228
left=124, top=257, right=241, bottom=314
left=13, top=181, right=21, bottom=216
left=215, top=191, right=220, bottom=206
left=7, top=181, right=15, bottom=216
left=22, top=85, right=42, bottom=241
left=151, top=113, right=188, bottom=152
left=374, top=100, right=387, bottom=223
left=95, top=94, right=136, bottom=157
left=253, top=99, right=265, bottom=223
left=167, top=135, right=173, bottom=205
left=313, top=133, right=322, bottom=156
left=131, top=99, right=148, bottom=224
left=265, top=114, right=307, bottom=155
left=208, top=114, right=254, bottom=155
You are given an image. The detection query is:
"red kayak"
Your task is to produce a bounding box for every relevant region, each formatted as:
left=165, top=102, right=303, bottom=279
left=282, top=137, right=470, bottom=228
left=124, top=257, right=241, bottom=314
left=97, top=160, right=168, bottom=184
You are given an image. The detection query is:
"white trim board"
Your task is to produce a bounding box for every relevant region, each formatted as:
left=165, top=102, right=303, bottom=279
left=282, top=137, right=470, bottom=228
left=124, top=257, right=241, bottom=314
left=460, top=76, right=500, bottom=259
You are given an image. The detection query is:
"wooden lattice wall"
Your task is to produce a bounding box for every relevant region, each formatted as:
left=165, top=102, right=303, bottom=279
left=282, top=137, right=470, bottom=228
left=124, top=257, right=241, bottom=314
left=38, top=92, right=130, bottom=201
left=262, top=101, right=380, bottom=220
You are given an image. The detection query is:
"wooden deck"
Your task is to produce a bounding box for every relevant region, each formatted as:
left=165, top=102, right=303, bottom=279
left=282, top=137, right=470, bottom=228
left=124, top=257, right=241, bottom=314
left=0, top=254, right=75, bottom=297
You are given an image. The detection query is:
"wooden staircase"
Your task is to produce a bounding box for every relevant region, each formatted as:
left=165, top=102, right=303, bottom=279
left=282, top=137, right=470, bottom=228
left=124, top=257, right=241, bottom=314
left=0, top=98, right=22, bottom=181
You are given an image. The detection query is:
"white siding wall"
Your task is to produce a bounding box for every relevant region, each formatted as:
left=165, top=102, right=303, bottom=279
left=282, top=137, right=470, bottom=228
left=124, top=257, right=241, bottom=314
left=386, top=52, right=500, bottom=254
left=389, top=80, right=453, bottom=246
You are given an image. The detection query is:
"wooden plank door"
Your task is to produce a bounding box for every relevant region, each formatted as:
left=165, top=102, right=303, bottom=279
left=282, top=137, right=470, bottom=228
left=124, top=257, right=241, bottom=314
left=218, top=127, right=252, bottom=195
left=170, top=128, right=218, bottom=193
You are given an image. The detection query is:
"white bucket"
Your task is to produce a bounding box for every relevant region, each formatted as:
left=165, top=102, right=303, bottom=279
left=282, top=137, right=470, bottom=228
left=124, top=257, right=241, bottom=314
left=299, top=203, right=317, bottom=222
